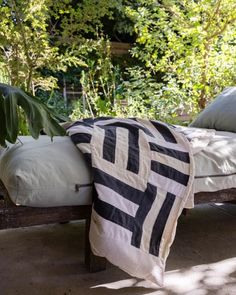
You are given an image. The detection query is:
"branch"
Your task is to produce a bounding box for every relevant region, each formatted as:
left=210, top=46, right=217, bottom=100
left=204, top=0, right=222, bottom=32
left=11, top=0, right=33, bottom=91
left=207, top=15, right=236, bottom=40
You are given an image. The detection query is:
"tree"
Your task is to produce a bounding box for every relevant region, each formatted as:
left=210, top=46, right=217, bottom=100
left=48, top=0, right=125, bottom=46
left=126, top=0, right=236, bottom=112
left=0, top=0, right=88, bottom=94
left=0, top=0, right=56, bottom=92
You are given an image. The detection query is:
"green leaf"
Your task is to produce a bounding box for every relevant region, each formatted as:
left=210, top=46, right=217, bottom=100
left=4, top=89, right=19, bottom=143
left=0, top=83, right=66, bottom=146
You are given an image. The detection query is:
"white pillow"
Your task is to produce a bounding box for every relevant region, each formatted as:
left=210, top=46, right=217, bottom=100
left=0, top=136, right=93, bottom=207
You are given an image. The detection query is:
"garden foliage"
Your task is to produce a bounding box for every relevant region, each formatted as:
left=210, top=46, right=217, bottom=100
left=0, top=0, right=236, bottom=132
left=0, top=83, right=65, bottom=146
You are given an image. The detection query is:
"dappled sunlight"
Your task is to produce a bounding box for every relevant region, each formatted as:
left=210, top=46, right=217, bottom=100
left=91, top=278, right=139, bottom=289
left=164, top=257, right=236, bottom=294
left=201, top=177, right=214, bottom=187
left=91, top=277, right=162, bottom=290
left=209, top=138, right=236, bottom=156
left=214, top=202, right=225, bottom=206
left=92, top=257, right=236, bottom=294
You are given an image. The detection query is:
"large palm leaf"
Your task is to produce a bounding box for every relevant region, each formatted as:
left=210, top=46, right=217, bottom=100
left=0, top=83, right=66, bottom=146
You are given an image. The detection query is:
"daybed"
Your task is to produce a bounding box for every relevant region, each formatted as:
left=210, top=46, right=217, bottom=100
left=0, top=129, right=236, bottom=272
left=0, top=87, right=236, bottom=283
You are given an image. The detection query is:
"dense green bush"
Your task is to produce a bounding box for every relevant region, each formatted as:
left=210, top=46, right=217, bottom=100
left=1, top=0, right=236, bottom=130
left=126, top=0, right=236, bottom=112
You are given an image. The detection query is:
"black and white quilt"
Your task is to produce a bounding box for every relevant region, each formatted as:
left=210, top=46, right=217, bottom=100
left=68, top=117, right=194, bottom=286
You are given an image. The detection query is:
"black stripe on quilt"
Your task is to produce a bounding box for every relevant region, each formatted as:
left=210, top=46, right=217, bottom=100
left=127, top=128, right=139, bottom=173
left=151, top=160, right=189, bottom=186
left=149, top=192, right=176, bottom=256
left=93, top=168, right=144, bottom=205
left=149, top=142, right=190, bottom=163
left=83, top=153, right=92, bottom=166
left=131, top=183, right=157, bottom=248
left=103, top=127, right=117, bottom=163
left=93, top=198, right=134, bottom=232
left=150, top=120, right=177, bottom=143
left=70, top=133, right=92, bottom=144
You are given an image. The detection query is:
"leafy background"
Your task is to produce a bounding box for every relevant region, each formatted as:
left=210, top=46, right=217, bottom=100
left=0, top=0, right=236, bottom=136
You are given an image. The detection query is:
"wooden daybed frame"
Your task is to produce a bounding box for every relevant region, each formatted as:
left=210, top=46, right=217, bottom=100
left=0, top=179, right=106, bottom=272
left=0, top=179, right=236, bottom=272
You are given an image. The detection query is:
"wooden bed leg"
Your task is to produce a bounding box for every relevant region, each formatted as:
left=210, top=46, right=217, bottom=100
left=85, top=217, right=106, bottom=272
left=182, top=208, right=189, bottom=216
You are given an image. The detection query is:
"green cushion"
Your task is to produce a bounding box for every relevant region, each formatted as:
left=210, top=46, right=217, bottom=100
left=190, top=87, right=236, bottom=132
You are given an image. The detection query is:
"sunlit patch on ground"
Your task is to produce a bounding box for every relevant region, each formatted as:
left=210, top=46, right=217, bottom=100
left=92, top=258, right=236, bottom=294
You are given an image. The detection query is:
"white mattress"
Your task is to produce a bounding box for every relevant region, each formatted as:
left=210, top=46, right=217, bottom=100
left=0, top=130, right=236, bottom=207
left=194, top=130, right=236, bottom=193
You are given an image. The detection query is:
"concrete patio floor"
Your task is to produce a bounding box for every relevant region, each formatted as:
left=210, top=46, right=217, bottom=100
left=0, top=203, right=235, bottom=295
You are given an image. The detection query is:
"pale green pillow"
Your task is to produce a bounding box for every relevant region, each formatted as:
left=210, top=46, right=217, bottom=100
left=0, top=136, right=93, bottom=207
left=190, top=87, right=236, bottom=132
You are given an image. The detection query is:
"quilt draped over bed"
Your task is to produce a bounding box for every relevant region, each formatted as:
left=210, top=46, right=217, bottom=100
left=67, top=117, right=194, bottom=286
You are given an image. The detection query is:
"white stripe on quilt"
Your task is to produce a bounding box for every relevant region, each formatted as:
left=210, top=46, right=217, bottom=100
left=138, top=129, right=152, bottom=184
left=91, top=209, right=133, bottom=244
left=115, top=127, right=129, bottom=169
left=151, top=151, right=190, bottom=175
left=68, top=125, right=93, bottom=135
left=76, top=143, right=91, bottom=154
left=94, top=118, right=140, bottom=127
left=90, top=125, right=105, bottom=158
left=96, top=183, right=139, bottom=217
left=158, top=197, right=182, bottom=260
left=149, top=170, right=186, bottom=197
left=139, top=188, right=167, bottom=253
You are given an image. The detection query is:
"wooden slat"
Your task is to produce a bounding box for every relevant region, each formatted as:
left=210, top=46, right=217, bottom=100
left=0, top=179, right=88, bottom=228
left=195, top=189, right=236, bottom=204
left=0, top=204, right=91, bottom=230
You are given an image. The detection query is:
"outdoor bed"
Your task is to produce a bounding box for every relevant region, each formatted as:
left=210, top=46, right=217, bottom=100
left=0, top=87, right=236, bottom=286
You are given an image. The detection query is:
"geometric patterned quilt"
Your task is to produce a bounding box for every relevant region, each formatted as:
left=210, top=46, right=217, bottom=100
left=68, top=117, right=194, bottom=286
